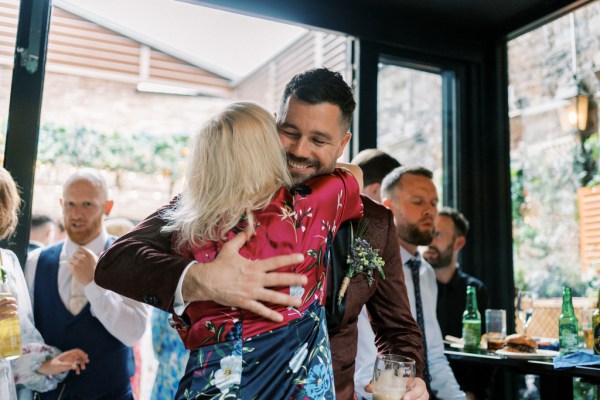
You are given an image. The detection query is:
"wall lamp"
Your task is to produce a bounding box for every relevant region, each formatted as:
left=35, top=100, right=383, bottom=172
left=556, top=76, right=590, bottom=132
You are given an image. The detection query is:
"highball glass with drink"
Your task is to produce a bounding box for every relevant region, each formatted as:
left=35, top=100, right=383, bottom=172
left=372, top=354, right=415, bottom=400
left=485, top=309, right=506, bottom=352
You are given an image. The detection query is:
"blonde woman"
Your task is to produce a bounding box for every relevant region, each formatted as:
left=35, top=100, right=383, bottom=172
left=0, top=167, right=88, bottom=400
left=161, top=102, right=363, bottom=399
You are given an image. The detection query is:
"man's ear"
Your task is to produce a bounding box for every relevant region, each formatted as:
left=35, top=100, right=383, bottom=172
left=382, top=197, right=394, bottom=211
left=337, top=132, right=352, bottom=158
left=104, top=200, right=114, bottom=216
left=454, top=236, right=466, bottom=252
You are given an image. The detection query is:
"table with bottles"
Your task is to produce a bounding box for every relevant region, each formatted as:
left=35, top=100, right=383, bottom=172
left=445, top=345, right=600, bottom=399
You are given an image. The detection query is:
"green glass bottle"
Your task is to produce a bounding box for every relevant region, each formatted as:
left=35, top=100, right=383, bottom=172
left=592, top=289, right=600, bottom=355
left=462, top=285, right=481, bottom=351
left=559, top=287, right=579, bottom=355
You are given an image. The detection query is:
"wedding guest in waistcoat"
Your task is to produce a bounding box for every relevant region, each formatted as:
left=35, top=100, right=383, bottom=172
left=24, top=169, right=149, bottom=400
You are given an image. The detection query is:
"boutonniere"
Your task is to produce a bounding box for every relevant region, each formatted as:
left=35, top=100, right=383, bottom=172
left=337, top=220, right=385, bottom=304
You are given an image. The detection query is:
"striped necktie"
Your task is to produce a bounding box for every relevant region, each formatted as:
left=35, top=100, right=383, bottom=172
left=408, top=257, right=432, bottom=391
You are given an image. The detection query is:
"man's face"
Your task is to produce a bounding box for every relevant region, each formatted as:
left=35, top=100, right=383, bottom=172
left=423, top=215, right=456, bottom=269
left=61, top=179, right=112, bottom=245
left=386, top=174, right=438, bottom=247
left=277, top=95, right=351, bottom=184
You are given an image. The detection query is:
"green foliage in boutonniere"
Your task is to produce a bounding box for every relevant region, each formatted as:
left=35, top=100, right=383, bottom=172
left=337, top=221, right=385, bottom=304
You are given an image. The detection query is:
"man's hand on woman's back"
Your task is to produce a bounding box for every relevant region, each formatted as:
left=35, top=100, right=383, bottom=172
left=182, top=229, right=306, bottom=322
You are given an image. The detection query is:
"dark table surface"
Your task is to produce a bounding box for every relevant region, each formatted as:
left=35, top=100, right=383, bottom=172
left=444, top=346, right=600, bottom=382
left=445, top=346, right=600, bottom=399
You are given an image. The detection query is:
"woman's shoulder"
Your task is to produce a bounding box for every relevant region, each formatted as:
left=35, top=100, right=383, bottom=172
left=0, top=248, right=20, bottom=268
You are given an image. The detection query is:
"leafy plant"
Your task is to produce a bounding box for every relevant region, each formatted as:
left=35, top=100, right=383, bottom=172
left=36, top=124, right=190, bottom=193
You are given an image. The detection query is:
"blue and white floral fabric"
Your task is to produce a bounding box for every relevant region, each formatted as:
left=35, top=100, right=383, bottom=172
left=176, top=301, right=335, bottom=400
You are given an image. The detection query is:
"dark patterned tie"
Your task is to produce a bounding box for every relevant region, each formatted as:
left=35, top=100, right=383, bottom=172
left=408, top=257, right=432, bottom=390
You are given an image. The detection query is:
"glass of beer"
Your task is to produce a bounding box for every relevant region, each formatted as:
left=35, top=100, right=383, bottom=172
left=372, top=354, right=415, bottom=400
left=485, top=309, right=507, bottom=352
left=581, top=309, right=593, bottom=349
left=0, top=292, right=22, bottom=360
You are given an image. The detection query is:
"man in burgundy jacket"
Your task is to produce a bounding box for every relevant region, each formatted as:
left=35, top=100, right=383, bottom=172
left=95, top=68, right=427, bottom=400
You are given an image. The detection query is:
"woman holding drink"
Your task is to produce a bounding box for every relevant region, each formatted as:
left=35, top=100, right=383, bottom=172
left=0, top=167, right=88, bottom=400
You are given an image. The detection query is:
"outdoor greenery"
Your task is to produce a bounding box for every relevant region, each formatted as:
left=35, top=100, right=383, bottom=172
left=36, top=124, right=190, bottom=193
left=510, top=137, right=588, bottom=298
left=574, top=131, right=600, bottom=187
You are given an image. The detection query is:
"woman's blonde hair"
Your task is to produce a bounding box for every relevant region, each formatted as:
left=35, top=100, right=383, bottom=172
left=0, top=167, right=21, bottom=240
left=163, top=101, right=292, bottom=251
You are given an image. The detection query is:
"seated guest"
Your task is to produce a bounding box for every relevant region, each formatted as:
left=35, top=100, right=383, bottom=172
left=423, top=207, right=490, bottom=400
left=423, top=207, right=488, bottom=338
left=28, top=214, right=55, bottom=252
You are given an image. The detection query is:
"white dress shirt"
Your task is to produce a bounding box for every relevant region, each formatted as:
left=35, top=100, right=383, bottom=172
left=354, top=246, right=465, bottom=400
left=24, top=230, right=149, bottom=347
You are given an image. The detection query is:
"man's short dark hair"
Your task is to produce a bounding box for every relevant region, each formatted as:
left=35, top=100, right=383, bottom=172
left=351, top=149, right=401, bottom=186
left=31, top=214, right=53, bottom=228
left=439, top=207, right=469, bottom=237
left=381, top=165, right=433, bottom=198
left=279, top=68, right=356, bottom=132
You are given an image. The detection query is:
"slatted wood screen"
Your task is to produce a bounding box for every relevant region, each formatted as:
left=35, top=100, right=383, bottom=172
left=578, top=185, right=600, bottom=275
left=235, top=31, right=352, bottom=112
left=0, top=0, right=232, bottom=96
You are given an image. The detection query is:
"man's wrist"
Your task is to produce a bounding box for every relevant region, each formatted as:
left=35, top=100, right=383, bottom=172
left=182, top=261, right=209, bottom=302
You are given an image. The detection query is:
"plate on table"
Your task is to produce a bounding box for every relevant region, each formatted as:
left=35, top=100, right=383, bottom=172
left=495, top=349, right=559, bottom=359
left=449, top=342, right=486, bottom=350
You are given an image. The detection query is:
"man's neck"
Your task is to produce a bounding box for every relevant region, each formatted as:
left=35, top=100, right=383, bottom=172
left=434, top=263, right=457, bottom=284
left=398, top=238, right=417, bottom=255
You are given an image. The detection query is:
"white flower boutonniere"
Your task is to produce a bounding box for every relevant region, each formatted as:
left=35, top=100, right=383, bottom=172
left=337, top=221, right=385, bottom=304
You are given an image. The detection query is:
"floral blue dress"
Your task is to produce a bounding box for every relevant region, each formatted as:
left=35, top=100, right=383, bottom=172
left=174, top=170, right=363, bottom=399
left=150, top=308, right=188, bottom=400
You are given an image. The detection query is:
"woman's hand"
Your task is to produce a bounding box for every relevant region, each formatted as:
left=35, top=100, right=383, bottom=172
left=0, top=296, right=18, bottom=321
left=37, top=349, right=90, bottom=376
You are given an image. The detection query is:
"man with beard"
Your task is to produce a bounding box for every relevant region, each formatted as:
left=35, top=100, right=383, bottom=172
left=372, top=165, right=466, bottom=399
left=24, top=169, right=148, bottom=400
left=95, top=68, right=427, bottom=400
left=423, top=207, right=489, bottom=400
left=423, top=207, right=488, bottom=339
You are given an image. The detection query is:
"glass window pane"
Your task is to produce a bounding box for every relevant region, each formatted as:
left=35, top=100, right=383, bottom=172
left=508, top=2, right=600, bottom=337
left=377, top=63, right=443, bottom=190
